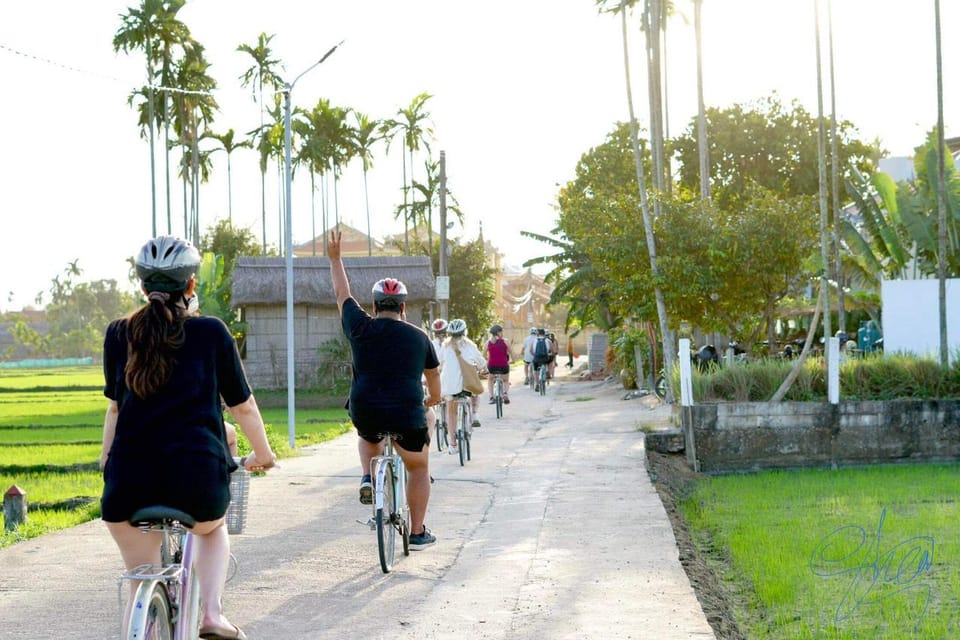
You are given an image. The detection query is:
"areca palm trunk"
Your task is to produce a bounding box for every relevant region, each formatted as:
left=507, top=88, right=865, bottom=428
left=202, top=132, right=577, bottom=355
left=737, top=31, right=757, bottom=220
left=935, top=0, right=948, bottom=366
left=827, top=0, right=845, bottom=334
left=814, top=0, right=832, bottom=340
left=621, top=0, right=675, bottom=401
left=694, top=0, right=710, bottom=202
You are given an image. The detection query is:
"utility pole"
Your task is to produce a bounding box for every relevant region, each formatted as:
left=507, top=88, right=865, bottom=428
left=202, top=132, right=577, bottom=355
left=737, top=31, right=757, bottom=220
left=438, top=150, right=449, bottom=319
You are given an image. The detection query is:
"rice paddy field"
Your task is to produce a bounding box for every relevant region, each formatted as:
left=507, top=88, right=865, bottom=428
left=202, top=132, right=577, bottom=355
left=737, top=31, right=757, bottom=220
left=0, top=365, right=350, bottom=547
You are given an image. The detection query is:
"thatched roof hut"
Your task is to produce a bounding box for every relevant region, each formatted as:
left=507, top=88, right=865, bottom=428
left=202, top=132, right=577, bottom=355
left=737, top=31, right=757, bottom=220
left=231, top=256, right=435, bottom=389
left=232, top=256, right=435, bottom=306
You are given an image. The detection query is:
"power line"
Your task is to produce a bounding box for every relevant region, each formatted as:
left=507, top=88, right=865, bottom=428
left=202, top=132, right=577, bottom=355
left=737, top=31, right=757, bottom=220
left=0, top=41, right=214, bottom=97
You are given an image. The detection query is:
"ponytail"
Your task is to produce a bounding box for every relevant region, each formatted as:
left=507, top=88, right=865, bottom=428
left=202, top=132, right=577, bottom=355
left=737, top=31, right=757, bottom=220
left=124, top=291, right=188, bottom=398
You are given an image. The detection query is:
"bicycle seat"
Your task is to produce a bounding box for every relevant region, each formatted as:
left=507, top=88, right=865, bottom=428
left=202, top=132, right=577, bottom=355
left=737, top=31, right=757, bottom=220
left=130, top=505, right=197, bottom=529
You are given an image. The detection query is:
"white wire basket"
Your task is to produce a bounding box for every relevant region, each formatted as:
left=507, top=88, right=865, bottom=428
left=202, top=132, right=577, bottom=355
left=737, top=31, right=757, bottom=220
left=226, top=466, right=249, bottom=535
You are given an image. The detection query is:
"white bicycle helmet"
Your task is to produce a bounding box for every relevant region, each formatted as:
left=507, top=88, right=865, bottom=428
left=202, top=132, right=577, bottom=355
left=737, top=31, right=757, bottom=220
left=432, top=318, right=449, bottom=333
left=135, top=236, right=201, bottom=292
left=372, top=277, right=408, bottom=304
left=448, top=318, right=467, bottom=336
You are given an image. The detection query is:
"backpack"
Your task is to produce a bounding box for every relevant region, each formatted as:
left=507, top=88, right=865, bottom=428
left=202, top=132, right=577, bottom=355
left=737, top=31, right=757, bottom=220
left=533, top=337, right=550, bottom=363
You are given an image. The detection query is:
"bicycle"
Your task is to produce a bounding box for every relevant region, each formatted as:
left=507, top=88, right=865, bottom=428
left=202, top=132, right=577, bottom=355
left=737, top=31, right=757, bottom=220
left=119, top=460, right=249, bottom=640
left=434, top=399, right=448, bottom=452
left=369, top=432, right=411, bottom=573
left=121, top=506, right=201, bottom=640
left=492, top=373, right=505, bottom=419
left=536, top=362, right=548, bottom=396
left=453, top=394, right=473, bottom=466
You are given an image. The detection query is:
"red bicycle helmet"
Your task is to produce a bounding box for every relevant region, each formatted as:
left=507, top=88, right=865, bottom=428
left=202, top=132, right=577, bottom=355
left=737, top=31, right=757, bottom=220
left=432, top=318, right=449, bottom=333
left=372, top=278, right=408, bottom=303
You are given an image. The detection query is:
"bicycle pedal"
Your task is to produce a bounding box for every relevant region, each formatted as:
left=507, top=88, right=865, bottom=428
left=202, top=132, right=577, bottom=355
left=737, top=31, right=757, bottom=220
left=356, top=517, right=376, bottom=530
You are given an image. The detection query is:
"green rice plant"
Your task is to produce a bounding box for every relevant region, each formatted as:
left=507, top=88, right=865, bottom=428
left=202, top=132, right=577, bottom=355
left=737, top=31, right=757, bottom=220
left=0, top=502, right=101, bottom=549
left=0, top=390, right=104, bottom=423
left=680, top=464, right=960, bottom=639
left=0, top=426, right=101, bottom=444
left=0, top=470, right=102, bottom=505
left=0, top=366, right=103, bottom=390
left=0, top=443, right=99, bottom=468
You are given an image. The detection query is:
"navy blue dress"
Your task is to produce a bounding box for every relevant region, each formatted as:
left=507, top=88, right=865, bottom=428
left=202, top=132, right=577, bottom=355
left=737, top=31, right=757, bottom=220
left=100, top=316, right=250, bottom=523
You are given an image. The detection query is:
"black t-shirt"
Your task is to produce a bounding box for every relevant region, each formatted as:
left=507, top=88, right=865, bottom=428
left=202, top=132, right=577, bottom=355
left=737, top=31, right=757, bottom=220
left=341, top=297, right=439, bottom=430
left=101, top=315, right=250, bottom=522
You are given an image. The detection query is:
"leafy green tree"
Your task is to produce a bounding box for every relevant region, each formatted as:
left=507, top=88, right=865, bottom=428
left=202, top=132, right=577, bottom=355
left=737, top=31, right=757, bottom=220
left=671, top=96, right=877, bottom=213
left=423, top=237, right=495, bottom=342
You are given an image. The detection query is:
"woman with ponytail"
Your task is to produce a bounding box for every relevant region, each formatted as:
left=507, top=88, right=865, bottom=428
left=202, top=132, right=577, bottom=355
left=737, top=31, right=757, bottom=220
left=100, top=236, right=275, bottom=640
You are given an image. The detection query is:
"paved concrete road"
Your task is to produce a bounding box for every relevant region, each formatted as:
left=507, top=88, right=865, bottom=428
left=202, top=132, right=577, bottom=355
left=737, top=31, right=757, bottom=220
left=0, top=367, right=715, bottom=639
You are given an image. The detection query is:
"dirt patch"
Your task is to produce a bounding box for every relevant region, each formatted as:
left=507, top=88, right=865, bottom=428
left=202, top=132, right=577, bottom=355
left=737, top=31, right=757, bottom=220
left=645, top=449, right=747, bottom=640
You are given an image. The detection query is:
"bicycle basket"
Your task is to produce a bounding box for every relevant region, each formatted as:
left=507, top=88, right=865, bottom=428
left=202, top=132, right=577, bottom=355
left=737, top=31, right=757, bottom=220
left=226, top=467, right=249, bottom=535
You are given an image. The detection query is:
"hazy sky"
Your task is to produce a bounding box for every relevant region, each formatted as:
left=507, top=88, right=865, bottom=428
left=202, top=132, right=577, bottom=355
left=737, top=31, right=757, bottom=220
left=1, top=1, right=955, bottom=312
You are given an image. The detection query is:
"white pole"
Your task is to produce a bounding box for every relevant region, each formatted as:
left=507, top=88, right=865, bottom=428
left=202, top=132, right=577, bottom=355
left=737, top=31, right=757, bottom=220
left=282, top=42, right=342, bottom=449
left=679, top=338, right=693, bottom=406
left=827, top=336, right=840, bottom=405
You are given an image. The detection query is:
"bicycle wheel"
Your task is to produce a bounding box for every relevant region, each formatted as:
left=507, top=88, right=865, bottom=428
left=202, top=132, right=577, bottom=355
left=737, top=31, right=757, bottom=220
left=654, top=375, right=666, bottom=400
left=465, top=425, right=472, bottom=461
left=376, top=461, right=397, bottom=573
left=435, top=413, right=446, bottom=451
left=398, top=465, right=411, bottom=557
left=539, top=366, right=546, bottom=396
left=457, top=428, right=466, bottom=466
left=127, top=581, right=173, bottom=640
left=495, top=378, right=503, bottom=418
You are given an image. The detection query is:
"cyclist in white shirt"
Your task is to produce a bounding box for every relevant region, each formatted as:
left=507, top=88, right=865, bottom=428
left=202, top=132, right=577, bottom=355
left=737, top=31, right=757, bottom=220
left=521, top=327, right=538, bottom=385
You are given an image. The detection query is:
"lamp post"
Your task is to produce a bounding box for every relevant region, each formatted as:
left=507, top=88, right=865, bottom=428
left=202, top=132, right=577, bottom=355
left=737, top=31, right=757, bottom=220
left=282, top=41, right=342, bottom=448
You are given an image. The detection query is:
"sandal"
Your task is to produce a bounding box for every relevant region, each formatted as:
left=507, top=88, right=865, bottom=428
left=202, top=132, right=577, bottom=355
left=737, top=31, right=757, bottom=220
left=199, top=623, right=248, bottom=640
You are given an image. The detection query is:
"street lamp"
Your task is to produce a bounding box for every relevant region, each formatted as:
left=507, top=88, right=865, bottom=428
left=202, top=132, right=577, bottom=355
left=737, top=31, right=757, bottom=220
left=283, top=41, right=342, bottom=448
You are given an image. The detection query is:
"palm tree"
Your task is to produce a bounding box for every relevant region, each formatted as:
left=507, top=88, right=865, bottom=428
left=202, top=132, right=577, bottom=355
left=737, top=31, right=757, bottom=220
left=238, top=33, right=284, bottom=252
left=204, top=128, right=252, bottom=221
left=351, top=111, right=382, bottom=256
left=171, top=41, right=219, bottom=244
left=935, top=0, right=948, bottom=366
left=694, top=0, right=710, bottom=203
left=597, top=0, right=675, bottom=400
left=813, top=0, right=832, bottom=339
left=113, top=0, right=191, bottom=236
left=382, top=93, right=434, bottom=253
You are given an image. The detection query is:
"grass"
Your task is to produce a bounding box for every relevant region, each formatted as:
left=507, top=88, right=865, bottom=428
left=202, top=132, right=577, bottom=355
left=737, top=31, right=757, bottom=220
left=680, top=463, right=960, bottom=639
left=0, top=365, right=352, bottom=548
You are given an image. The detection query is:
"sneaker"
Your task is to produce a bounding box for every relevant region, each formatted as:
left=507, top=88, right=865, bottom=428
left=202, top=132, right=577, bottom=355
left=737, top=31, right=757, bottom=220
left=448, top=444, right=458, bottom=455
left=359, top=475, right=372, bottom=505
left=409, top=525, right=437, bottom=550
left=504, top=396, right=510, bottom=404
left=471, top=419, right=481, bottom=428
left=488, top=397, right=496, bottom=404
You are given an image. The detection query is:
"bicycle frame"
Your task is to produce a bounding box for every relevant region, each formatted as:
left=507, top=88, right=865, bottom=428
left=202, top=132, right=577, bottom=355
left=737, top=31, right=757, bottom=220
left=121, top=515, right=200, bottom=640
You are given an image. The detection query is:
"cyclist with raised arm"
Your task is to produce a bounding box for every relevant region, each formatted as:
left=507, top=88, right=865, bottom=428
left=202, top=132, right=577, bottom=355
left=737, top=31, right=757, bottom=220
left=484, top=324, right=511, bottom=404
left=100, top=236, right=276, bottom=640
left=327, top=230, right=441, bottom=550
left=438, top=319, right=486, bottom=451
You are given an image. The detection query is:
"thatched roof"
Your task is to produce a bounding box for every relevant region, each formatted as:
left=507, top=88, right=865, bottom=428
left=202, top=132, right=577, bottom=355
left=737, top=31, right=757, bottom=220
left=231, top=256, right=435, bottom=306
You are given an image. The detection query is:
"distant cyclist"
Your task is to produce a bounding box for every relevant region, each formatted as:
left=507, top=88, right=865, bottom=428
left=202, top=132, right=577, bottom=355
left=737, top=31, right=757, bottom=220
left=430, top=318, right=448, bottom=357
left=438, top=318, right=485, bottom=451
left=327, top=230, right=441, bottom=550
left=529, top=328, right=552, bottom=391
left=484, top=324, right=511, bottom=404
left=522, top=327, right=537, bottom=385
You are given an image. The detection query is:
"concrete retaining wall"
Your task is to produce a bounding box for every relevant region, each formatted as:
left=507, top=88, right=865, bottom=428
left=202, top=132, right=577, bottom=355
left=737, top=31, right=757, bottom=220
left=681, top=400, right=960, bottom=473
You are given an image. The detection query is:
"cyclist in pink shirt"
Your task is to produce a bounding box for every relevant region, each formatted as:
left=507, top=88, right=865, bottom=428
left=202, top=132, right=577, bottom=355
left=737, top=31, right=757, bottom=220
left=484, top=324, right=512, bottom=404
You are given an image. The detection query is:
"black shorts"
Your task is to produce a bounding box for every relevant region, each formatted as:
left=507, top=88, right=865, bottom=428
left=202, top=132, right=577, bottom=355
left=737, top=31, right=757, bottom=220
left=487, top=365, right=510, bottom=375
left=356, top=425, right=431, bottom=452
